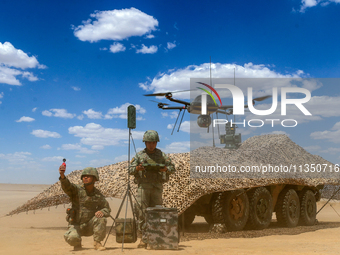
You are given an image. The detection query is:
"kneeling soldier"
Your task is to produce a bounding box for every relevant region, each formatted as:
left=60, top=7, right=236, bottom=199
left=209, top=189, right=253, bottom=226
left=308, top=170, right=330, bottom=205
left=59, top=165, right=111, bottom=251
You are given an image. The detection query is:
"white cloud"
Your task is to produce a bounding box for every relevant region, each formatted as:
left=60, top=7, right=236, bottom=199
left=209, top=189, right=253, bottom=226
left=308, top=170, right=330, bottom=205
left=41, top=156, right=64, bottom=162
left=136, top=116, right=145, bottom=121
left=245, top=95, right=340, bottom=124
left=72, top=86, right=81, bottom=91
left=167, top=120, right=190, bottom=133
left=167, top=41, right=176, bottom=50
left=160, top=141, right=190, bottom=153
left=320, top=147, right=340, bottom=154
left=0, top=42, right=45, bottom=86
left=68, top=123, right=144, bottom=148
left=60, top=143, right=97, bottom=154
left=83, top=109, right=103, bottom=119
left=109, top=42, right=126, bottom=53
left=76, top=155, right=86, bottom=158
left=81, top=104, right=146, bottom=120
left=114, top=154, right=128, bottom=163
left=89, top=158, right=114, bottom=167
left=42, top=110, right=52, bottom=117
left=136, top=44, right=158, bottom=54
left=0, top=42, right=45, bottom=69
left=16, top=116, right=35, bottom=122
left=0, top=65, right=38, bottom=86
left=105, top=103, right=146, bottom=119
left=77, top=115, right=84, bottom=120
left=31, top=129, right=61, bottom=138
left=260, top=130, right=290, bottom=136
left=42, top=109, right=76, bottom=119
left=32, top=107, right=37, bottom=112
left=0, top=152, right=32, bottom=163
left=303, top=145, right=321, bottom=152
left=310, top=121, right=340, bottom=143
left=73, top=8, right=158, bottom=42
left=91, top=145, right=104, bottom=150
left=0, top=92, right=3, bottom=104
left=138, top=62, right=305, bottom=98
left=40, top=144, right=52, bottom=149
left=299, top=0, right=340, bottom=12
left=22, top=71, right=38, bottom=81
left=170, top=111, right=180, bottom=119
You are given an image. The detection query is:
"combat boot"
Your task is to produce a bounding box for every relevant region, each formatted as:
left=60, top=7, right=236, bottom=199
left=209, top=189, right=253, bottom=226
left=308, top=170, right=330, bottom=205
left=137, top=239, right=147, bottom=248
left=73, top=244, right=82, bottom=251
left=94, top=241, right=106, bottom=251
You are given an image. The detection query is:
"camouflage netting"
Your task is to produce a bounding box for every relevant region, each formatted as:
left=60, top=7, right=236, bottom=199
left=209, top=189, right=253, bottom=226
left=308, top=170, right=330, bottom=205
left=7, top=134, right=340, bottom=216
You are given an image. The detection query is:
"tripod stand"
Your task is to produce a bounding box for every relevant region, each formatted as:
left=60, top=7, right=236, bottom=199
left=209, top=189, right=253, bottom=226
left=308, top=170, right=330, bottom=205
left=103, top=120, right=144, bottom=251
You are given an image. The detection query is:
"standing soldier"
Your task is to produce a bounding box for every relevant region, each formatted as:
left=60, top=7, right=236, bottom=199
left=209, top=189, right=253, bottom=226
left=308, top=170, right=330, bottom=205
left=59, top=165, right=111, bottom=251
left=129, top=130, right=175, bottom=248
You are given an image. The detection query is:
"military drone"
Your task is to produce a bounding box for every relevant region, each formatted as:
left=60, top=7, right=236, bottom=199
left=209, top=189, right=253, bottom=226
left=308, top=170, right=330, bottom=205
left=144, top=83, right=271, bottom=133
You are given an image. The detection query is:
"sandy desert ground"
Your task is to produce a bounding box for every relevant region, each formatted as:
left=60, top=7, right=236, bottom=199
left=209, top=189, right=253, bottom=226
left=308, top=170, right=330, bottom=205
left=1, top=183, right=340, bottom=255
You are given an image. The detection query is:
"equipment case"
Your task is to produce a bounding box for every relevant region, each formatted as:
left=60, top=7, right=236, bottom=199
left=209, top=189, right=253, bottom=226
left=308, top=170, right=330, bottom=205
left=115, top=218, right=137, bottom=243
left=145, top=206, right=179, bottom=250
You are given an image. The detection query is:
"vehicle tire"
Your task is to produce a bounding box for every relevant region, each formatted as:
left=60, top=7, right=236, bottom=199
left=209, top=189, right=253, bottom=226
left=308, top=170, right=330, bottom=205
left=276, top=189, right=300, bottom=227
left=211, top=192, right=224, bottom=223
left=221, top=190, right=249, bottom=231
left=246, top=187, right=273, bottom=230
left=178, top=210, right=195, bottom=229
left=299, top=189, right=316, bottom=226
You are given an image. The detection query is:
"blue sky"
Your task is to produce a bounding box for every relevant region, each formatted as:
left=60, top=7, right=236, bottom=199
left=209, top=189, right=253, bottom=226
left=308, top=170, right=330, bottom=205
left=1, top=0, right=340, bottom=184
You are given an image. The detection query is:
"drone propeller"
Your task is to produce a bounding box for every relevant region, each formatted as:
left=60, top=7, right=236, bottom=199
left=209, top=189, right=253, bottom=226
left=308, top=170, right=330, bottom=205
left=149, top=100, right=169, bottom=108
left=144, top=89, right=193, bottom=97
left=252, top=95, right=272, bottom=104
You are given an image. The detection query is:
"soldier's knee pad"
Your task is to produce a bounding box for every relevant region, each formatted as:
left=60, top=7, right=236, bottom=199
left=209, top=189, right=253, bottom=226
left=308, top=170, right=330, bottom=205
left=64, top=230, right=81, bottom=246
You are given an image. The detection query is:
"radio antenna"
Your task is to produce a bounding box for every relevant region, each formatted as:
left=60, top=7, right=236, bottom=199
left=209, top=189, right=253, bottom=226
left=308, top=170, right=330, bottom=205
left=210, top=57, right=215, bottom=147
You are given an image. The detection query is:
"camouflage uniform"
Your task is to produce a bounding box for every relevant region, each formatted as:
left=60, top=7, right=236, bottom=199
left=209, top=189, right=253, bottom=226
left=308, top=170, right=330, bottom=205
left=130, top=145, right=175, bottom=243
left=60, top=175, right=111, bottom=247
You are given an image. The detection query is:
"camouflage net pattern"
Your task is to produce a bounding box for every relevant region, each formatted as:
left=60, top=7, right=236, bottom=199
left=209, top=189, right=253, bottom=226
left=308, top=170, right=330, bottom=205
left=7, top=134, right=340, bottom=216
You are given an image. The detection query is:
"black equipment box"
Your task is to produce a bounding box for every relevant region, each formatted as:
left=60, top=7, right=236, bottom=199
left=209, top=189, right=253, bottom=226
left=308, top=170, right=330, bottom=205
left=115, top=218, right=137, bottom=243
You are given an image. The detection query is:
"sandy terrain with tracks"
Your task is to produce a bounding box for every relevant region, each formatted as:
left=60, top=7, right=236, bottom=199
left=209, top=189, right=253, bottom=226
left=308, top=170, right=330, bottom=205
left=1, top=183, right=340, bottom=255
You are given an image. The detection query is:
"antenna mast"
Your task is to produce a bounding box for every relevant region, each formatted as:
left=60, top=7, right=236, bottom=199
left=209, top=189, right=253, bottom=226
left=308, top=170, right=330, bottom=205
left=210, top=56, right=215, bottom=147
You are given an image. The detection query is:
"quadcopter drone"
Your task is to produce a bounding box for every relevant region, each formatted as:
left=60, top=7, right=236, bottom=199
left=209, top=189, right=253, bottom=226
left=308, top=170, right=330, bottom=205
left=144, top=82, right=271, bottom=134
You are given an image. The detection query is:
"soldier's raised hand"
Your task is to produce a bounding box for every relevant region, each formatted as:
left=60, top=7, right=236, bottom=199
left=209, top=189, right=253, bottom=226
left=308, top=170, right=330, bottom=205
left=59, top=165, right=66, bottom=179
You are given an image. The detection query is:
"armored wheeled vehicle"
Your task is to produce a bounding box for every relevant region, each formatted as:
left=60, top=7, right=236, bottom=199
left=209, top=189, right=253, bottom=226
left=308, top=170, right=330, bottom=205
left=7, top=135, right=339, bottom=233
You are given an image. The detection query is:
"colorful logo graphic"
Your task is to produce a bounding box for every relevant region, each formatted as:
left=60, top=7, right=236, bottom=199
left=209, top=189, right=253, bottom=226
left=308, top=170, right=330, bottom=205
left=196, top=82, right=222, bottom=107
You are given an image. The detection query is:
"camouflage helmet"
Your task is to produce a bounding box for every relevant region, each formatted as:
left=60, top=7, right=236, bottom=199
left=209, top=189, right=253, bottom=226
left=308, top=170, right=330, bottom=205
left=143, top=130, right=160, bottom=142
left=81, top=167, right=99, bottom=181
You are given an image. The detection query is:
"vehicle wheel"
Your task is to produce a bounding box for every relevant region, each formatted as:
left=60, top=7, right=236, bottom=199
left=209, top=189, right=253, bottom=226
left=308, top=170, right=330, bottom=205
left=246, top=187, right=273, bottom=230
left=211, top=192, right=224, bottom=223
left=178, top=210, right=195, bottom=229
left=221, top=190, right=249, bottom=231
left=276, top=189, right=300, bottom=227
left=299, top=189, right=316, bottom=226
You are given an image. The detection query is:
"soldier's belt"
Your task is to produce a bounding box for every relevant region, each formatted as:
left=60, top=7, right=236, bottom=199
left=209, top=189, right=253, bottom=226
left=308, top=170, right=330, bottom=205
left=142, top=163, right=165, bottom=168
